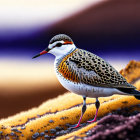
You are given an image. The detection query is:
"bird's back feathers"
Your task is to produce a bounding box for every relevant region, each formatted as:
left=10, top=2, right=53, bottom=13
left=56, top=49, right=135, bottom=89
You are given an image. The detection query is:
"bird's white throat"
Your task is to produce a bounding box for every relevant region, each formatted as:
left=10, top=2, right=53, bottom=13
left=48, top=42, right=76, bottom=59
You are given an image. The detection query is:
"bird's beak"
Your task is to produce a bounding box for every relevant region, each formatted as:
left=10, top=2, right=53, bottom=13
left=32, top=48, right=50, bottom=59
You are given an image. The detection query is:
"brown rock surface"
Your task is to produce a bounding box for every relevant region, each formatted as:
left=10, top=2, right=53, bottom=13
left=86, top=114, right=140, bottom=140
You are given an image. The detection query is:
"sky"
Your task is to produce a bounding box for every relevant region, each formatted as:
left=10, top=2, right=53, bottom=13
left=0, top=0, right=139, bottom=65
left=0, top=0, right=100, bottom=37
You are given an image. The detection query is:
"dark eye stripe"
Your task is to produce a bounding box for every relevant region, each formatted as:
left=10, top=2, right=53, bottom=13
left=56, top=43, right=62, bottom=47
left=54, top=41, right=72, bottom=48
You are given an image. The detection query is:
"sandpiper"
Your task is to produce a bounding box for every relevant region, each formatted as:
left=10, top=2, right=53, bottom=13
left=33, top=34, right=140, bottom=128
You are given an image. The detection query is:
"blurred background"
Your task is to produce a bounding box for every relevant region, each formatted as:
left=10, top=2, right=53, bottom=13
left=0, top=0, right=140, bottom=119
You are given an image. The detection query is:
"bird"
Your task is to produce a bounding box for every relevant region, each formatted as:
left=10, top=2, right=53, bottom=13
left=32, top=34, right=140, bottom=128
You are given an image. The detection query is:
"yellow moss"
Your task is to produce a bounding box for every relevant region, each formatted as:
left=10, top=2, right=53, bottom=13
left=0, top=93, right=140, bottom=139
left=57, top=123, right=97, bottom=140
left=134, top=80, right=140, bottom=91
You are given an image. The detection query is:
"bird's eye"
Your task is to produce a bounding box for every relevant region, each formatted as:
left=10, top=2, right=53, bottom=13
left=56, top=43, right=62, bottom=47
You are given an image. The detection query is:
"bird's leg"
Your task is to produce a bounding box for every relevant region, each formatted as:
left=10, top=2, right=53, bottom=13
left=73, top=96, right=87, bottom=128
left=87, top=98, right=100, bottom=123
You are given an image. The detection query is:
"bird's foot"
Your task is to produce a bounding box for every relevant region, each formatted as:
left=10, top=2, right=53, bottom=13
left=87, top=118, right=96, bottom=123
left=71, top=123, right=81, bottom=129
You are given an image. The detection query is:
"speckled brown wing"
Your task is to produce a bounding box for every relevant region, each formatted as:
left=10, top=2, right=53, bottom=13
left=58, top=49, right=135, bottom=89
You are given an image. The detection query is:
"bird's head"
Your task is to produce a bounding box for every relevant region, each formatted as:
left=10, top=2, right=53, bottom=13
left=32, top=34, right=76, bottom=59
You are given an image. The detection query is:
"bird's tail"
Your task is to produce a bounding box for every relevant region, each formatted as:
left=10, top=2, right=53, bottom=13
left=117, top=88, right=140, bottom=100
left=133, top=89, right=140, bottom=100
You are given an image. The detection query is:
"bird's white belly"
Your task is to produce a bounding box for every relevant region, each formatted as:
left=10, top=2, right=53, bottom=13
left=56, top=73, right=125, bottom=98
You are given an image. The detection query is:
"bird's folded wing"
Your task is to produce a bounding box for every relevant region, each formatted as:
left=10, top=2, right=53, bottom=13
left=63, top=49, right=135, bottom=89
